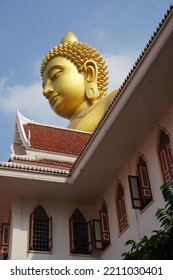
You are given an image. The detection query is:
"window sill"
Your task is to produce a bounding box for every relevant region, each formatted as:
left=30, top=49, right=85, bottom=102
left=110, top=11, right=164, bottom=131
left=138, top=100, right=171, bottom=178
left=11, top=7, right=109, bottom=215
left=28, top=250, right=52, bottom=254
left=99, top=243, right=112, bottom=256
left=140, top=199, right=154, bottom=214
left=69, top=253, right=92, bottom=257
left=118, top=224, right=130, bottom=237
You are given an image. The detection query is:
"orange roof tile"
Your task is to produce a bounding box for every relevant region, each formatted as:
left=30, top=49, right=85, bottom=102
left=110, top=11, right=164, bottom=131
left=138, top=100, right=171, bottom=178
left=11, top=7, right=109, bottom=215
left=23, top=123, right=91, bottom=156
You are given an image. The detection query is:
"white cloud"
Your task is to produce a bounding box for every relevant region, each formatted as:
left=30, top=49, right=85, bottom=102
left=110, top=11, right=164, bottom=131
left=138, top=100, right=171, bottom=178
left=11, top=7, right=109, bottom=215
left=105, top=51, right=139, bottom=92
left=0, top=79, right=42, bottom=115
left=0, top=78, right=68, bottom=127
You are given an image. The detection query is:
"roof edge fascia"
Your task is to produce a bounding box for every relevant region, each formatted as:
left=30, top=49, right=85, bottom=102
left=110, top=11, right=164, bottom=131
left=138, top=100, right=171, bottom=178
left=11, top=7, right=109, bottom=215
left=0, top=164, right=68, bottom=183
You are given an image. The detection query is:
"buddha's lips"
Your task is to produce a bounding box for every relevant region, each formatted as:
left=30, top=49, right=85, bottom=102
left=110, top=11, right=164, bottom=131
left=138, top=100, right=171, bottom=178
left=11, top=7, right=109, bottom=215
left=49, top=94, right=60, bottom=105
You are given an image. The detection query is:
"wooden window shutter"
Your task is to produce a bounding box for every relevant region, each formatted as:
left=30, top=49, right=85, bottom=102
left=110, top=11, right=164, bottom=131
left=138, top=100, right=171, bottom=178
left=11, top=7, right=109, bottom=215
left=29, top=213, right=34, bottom=250
left=117, top=197, right=128, bottom=232
left=128, top=175, right=143, bottom=209
left=99, top=211, right=110, bottom=243
left=117, top=200, right=123, bottom=223
left=48, top=216, right=52, bottom=251
left=1, top=223, right=10, bottom=255
left=159, top=131, right=173, bottom=183
left=159, top=147, right=172, bottom=182
left=122, top=197, right=128, bottom=227
left=87, top=221, right=93, bottom=254
left=138, top=164, right=152, bottom=199
left=166, top=143, right=173, bottom=167
left=92, top=219, right=103, bottom=250
left=69, top=217, right=74, bottom=253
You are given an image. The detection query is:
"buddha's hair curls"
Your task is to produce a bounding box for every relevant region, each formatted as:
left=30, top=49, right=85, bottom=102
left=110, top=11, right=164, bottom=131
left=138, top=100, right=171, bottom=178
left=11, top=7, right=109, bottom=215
left=40, top=42, right=109, bottom=96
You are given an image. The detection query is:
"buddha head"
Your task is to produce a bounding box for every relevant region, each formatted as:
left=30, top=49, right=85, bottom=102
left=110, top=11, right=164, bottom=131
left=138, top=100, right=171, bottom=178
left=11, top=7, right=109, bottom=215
left=40, top=32, right=109, bottom=119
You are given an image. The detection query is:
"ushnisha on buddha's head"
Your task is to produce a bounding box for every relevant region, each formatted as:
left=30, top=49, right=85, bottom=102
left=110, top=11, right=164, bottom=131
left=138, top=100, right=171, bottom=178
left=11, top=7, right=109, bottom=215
left=40, top=32, right=109, bottom=120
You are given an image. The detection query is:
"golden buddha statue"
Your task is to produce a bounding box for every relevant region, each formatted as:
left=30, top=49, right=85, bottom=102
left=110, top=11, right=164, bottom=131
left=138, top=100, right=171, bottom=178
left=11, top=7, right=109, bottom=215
left=41, top=32, right=118, bottom=132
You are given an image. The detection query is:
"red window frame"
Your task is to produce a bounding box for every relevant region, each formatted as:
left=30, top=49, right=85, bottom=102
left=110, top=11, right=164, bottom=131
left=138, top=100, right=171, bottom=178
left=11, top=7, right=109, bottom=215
left=116, top=187, right=128, bottom=233
left=128, top=175, right=143, bottom=209
left=138, top=164, right=152, bottom=200
left=99, top=211, right=110, bottom=243
left=92, top=219, right=103, bottom=250
left=48, top=216, right=52, bottom=250
left=128, top=156, right=153, bottom=210
left=1, top=223, right=10, bottom=256
left=93, top=212, right=111, bottom=251
left=159, top=141, right=173, bottom=183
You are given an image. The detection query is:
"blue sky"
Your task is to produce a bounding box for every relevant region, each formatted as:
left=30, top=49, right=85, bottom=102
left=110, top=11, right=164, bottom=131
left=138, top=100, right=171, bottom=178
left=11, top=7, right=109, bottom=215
left=0, top=0, right=172, bottom=161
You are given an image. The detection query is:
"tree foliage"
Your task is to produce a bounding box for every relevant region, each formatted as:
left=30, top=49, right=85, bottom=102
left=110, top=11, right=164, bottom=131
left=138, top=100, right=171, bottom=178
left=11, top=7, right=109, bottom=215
left=122, top=182, right=173, bottom=259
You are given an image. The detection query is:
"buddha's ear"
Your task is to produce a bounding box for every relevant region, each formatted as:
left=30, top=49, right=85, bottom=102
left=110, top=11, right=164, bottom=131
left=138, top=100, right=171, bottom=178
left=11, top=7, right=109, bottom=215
left=83, top=60, right=99, bottom=100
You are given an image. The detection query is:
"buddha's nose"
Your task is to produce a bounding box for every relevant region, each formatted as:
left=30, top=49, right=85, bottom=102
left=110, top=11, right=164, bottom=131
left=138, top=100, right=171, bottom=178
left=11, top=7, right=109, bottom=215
left=43, top=82, right=54, bottom=99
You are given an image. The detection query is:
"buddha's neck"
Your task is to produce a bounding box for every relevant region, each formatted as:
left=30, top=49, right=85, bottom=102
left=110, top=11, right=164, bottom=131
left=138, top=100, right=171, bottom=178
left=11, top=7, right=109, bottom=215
left=71, top=100, right=96, bottom=120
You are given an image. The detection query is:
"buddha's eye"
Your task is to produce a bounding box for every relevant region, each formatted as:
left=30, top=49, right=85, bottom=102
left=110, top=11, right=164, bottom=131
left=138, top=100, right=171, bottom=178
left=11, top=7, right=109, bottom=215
left=50, top=69, right=63, bottom=81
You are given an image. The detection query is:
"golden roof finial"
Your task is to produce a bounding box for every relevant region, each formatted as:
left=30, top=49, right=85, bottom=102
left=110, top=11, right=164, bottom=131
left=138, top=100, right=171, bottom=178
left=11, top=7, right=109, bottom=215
left=61, top=31, right=79, bottom=44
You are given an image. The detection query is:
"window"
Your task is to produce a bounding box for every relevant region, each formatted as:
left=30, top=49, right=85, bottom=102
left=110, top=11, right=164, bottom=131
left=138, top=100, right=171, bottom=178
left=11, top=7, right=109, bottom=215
left=29, top=205, right=52, bottom=252
left=159, top=129, right=173, bottom=183
left=93, top=203, right=110, bottom=250
left=69, top=206, right=111, bottom=254
left=0, top=223, right=10, bottom=257
left=116, top=183, right=128, bottom=233
left=69, top=209, right=92, bottom=254
left=128, top=156, right=153, bottom=210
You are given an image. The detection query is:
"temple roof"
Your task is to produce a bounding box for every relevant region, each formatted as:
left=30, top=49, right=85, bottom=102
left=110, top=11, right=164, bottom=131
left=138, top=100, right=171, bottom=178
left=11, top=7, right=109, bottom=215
left=23, top=122, right=91, bottom=156
left=2, top=109, right=91, bottom=175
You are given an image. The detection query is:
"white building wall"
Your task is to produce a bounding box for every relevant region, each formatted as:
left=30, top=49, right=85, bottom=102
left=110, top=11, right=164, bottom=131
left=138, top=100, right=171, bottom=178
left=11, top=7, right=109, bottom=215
left=9, top=197, right=28, bottom=259
left=100, top=106, right=173, bottom=259
left=9, top=106, right=173, bottom=260
left=9, top=197, right=100, bottom=260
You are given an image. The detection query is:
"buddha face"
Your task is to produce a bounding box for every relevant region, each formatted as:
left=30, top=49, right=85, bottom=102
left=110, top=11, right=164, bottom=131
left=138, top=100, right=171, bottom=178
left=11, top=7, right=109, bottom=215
left=42, top=56, right=86, bottom=119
